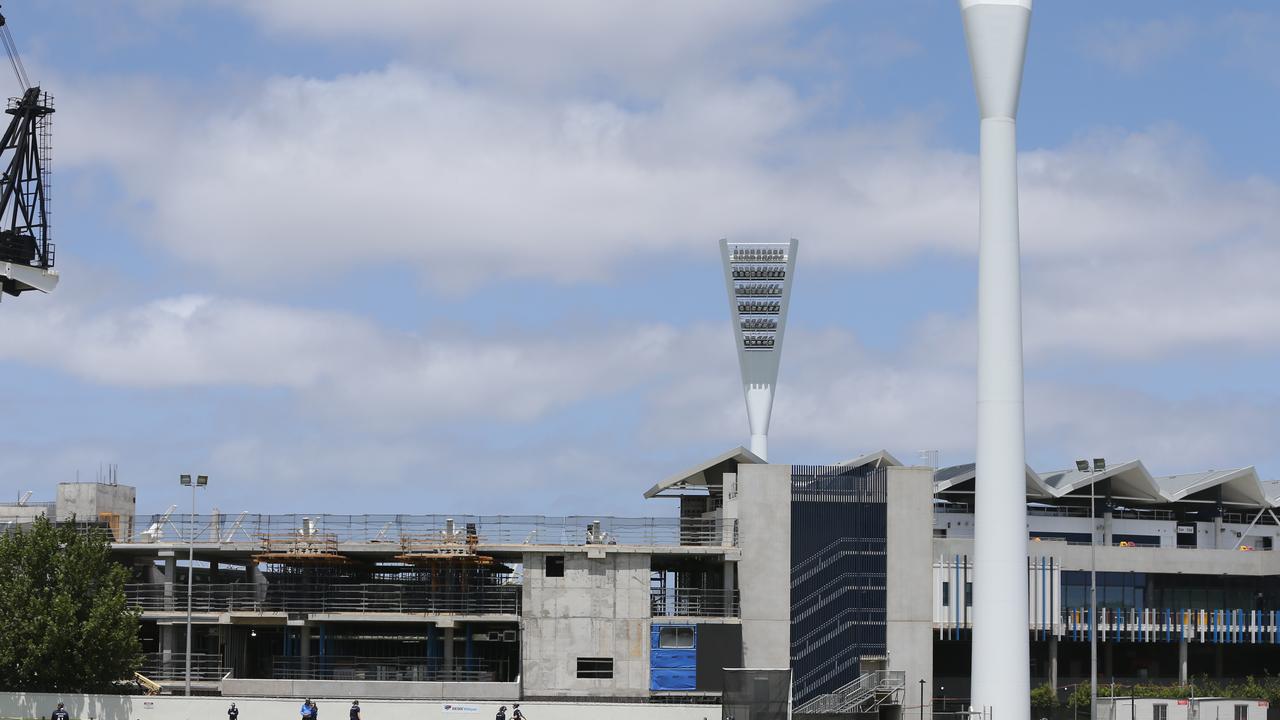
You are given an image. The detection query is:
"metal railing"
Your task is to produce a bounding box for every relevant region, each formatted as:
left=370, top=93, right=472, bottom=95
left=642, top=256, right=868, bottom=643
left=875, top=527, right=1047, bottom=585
left=795, top=670, right=906, bottom=715
left=119, top=513, right=738, bottom=548
left=271, top=656, right=498, bottom=683
left=125, top=582, right=521, bottom=616
left=649, top=588, right=740, bottom=617
left=140, top=652, right=227, bottom=683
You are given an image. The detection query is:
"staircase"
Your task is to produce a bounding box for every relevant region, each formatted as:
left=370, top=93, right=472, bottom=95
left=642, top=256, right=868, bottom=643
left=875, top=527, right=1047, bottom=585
left=794, top=669, right=906, bottom=715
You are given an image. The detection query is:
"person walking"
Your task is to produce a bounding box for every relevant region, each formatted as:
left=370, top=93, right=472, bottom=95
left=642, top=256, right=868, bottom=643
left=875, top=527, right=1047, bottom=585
left=495, top=706, right=507, bottom=720
left=227, top=703, right=239, bottom=720
left=310, top=701, right=319, bottom=720
left=51, top=703, right=69, bottom=720
left=299, top=700, right=313, bottom=720
left=511, top=704, right=526, bottom=720
left=349, top=701, right=360, bottom=720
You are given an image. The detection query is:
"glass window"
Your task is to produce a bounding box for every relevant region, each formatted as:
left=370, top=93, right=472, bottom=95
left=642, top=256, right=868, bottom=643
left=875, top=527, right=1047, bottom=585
left=546, top=555, right=565, bottom=578
left=659, top=626, right=694, bottom=649
left=965, top=582, right=973, bottom=607
left=577, top=657, right=613, bottom=679
left=942, top=582, right=950, bottom=607
left=1234, top=705, right=1248, bottom=720
left=1154, top=705, right=1168, bottom=720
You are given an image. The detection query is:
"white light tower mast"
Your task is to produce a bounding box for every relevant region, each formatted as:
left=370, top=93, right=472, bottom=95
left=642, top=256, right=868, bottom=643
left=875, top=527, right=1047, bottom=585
left=960, top=2, right=1033, bottom=720
left=720, top=239, right=798, bottom=461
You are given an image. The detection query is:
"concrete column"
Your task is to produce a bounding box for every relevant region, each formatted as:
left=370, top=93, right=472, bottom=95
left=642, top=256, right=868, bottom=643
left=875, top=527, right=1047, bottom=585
left=163, top=553, right=177, bottom=611
left=443, top=626, right=456, bottom=673
left=886, top=466, right=936, bottom=705
left=300, top=625, right=312, bottom=674
left=161, top=625, right=177, bottom=665
left=735, top=464, right=792, bottom=668
left=1049, top=635, right=1058, bottom=692
left=1213, top=516, right=1224, bottom=550
left=1103, top=511, right=1114, bottom=547
left=1179, top=637, right=1188, bottom=685
left=251, top=562, right=268, bottom=610
left=147, top=559, right=166, bottom=584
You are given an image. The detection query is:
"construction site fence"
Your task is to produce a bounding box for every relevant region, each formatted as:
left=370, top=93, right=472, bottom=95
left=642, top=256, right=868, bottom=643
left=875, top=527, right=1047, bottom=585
left=113, top=513, right=738, bottom=547
left=139, top=652, right=227, bottom=683
left=125, top=582, right=522, bottom=616
left=650, top=588, right=740, bottom=617
left=271, top=656, right=499, bottom=683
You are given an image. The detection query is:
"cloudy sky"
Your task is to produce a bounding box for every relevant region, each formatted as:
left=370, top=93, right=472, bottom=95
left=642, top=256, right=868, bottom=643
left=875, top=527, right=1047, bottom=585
left=2, top=0, right=1278, bottom=517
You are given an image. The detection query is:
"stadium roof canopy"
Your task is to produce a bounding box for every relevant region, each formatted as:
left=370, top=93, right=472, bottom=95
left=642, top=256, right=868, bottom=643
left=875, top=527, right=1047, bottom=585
left=934, top=458, right=1275, bottom=509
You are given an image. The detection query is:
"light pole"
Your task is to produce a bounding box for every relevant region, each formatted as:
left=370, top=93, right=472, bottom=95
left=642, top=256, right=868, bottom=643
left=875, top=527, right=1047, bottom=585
left=180, top=473, right=208, bottom=697
left=1076, top=458, right=1105, bottom=720
left=920, top=678, right=927, bottom=720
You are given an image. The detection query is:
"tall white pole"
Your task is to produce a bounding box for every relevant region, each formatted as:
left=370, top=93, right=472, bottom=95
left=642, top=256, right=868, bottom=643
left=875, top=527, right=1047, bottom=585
left=961, top=2, right=1032, bottom=720
left=1091, top=477, right=1098, bottom=720
left=185, top=480, right=195, bottom=697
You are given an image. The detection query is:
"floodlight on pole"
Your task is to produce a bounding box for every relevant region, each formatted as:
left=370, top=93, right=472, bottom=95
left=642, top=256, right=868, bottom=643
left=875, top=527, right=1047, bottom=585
left=1078, top=457, right=1105, bottom=720
left=720, top=239, right=798, bottom=461
left=179, top=472, right=209, bottom=697
left=960, top=2, right=1033, bottom=720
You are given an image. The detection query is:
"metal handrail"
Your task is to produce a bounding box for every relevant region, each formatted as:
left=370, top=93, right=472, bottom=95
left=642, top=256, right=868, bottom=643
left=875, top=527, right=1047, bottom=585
left=109, top=513, right=738, bottom=548
left=271, top=656, right=498, bottom=682
left=795, top=670, right=906, bottom=715
left=125, top=582, right=522, bottom=615
left=649, top=588, right=740, bottom=617
left=140, top=652, right=226, bottom=682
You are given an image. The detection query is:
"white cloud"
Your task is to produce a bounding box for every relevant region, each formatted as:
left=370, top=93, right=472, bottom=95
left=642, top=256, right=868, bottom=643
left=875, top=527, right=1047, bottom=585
left=226, top=1, right=819, bottom=92
left=0, top=289, right=685, bottom=426
left=1079, top=17, right=1197, bottom=73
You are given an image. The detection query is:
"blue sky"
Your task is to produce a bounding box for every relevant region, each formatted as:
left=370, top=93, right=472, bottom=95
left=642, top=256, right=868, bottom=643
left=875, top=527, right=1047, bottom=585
left=2, top=1, right=1279, bottom=517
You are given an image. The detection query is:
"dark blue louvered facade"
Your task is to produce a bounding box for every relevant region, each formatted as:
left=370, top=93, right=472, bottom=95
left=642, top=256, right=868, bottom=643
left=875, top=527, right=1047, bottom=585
left=790, top=463, right=888, bottom=705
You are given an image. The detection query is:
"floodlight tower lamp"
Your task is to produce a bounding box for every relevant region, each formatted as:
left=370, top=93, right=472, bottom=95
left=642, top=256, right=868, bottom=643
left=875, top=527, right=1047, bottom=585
left=960, top=1, right=1032, bottom=720
left=720, top=238, right=798, bottom=461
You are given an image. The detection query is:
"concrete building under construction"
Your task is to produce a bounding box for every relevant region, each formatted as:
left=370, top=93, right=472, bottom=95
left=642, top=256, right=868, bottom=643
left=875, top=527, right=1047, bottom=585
left=7, top=448, right=1280, bottom=710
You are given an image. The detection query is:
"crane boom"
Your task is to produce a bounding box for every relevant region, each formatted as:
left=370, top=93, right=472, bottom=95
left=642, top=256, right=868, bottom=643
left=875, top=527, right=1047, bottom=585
left=0, top=5, right=57, bottom=298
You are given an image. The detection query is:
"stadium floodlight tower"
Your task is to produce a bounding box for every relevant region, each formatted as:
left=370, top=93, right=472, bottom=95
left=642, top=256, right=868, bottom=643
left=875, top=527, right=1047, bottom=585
left=720, top=238, right=798, bottom=461
left=960, top=2, right=1033, bottom=720
left=0, top=9, right=57, bottom=300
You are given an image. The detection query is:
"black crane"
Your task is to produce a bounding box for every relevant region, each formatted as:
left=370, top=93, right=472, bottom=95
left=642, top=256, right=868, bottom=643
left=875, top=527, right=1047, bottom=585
left=0, top=5, right=56, bottom=297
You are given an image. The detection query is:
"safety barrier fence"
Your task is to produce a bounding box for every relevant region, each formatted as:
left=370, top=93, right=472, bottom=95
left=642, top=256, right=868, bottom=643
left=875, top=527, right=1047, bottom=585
left=649, top=588, right=740, bottom=617
left=139, top=652, right=227, bottom=683
left=270, top=656, right=499, bottom=683
left=125, top=582, right=522, bottom=616
left=103, top=513, right=738, bottom=548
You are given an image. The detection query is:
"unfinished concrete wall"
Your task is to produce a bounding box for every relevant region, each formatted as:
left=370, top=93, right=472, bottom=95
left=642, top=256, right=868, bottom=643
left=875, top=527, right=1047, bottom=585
left=521, top=550, right=651, bottom=698
left=885, top=465, right=935, bottom=698
left=55, top=483, right=136, bottom=538
left=735, top=463, right=791, bottom=668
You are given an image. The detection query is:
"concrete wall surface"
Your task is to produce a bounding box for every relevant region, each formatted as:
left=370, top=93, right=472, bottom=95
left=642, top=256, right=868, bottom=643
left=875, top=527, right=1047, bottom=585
left=0, top=692, right=720, bottom=720
left=735, top=463, right=791, bottom=669
left=219, top=680, right=515, bottom=701
left=885, top=466, right=935, bottom=698
left=520, top=550, right=651, bottom=697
